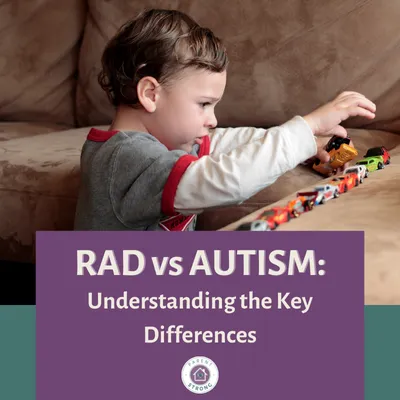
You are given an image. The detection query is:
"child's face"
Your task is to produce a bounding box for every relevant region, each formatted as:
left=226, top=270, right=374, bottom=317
left=153, top=68, right=227, bottom=152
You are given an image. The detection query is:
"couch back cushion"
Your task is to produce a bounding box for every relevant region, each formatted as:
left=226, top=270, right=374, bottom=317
left=0, top=0, right=86, bottom=127
left=77, top=0, right=400, bottom=133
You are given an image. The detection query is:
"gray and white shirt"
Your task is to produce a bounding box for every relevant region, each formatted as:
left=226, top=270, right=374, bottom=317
left=74, top=116, right=317, bottom=231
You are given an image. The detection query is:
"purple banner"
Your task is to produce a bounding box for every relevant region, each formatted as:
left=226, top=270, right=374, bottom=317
left=36, top=231, right=364, bottom=399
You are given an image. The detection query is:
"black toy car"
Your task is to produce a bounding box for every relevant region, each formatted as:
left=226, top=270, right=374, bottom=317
left=325, top=135, right=352, bottom=152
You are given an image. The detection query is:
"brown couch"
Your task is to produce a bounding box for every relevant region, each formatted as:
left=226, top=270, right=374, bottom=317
left=1, top=0, right=399, bottom=303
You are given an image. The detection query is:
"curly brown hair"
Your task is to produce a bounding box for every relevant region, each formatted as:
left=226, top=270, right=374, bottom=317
left=98, top=9, right=229, bottom=108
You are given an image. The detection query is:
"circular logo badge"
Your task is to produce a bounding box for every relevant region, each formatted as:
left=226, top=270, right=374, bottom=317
left=181, top=356, right=219, bottom=394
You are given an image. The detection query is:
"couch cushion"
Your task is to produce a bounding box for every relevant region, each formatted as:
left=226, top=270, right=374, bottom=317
left=220, top=137, right=400, bottom=305
left=77, top=0, right=400, bottom=134
left=0, top=122, right=68, bottom=142
left=0, top=126, right=107, bottom=263
left=0, top=0, right=86, bottom=127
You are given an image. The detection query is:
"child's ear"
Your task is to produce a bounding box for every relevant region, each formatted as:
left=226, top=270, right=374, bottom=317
left=137, top=76, right=160, bottom=113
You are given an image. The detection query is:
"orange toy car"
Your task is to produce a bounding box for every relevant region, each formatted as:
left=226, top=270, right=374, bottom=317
left=330, top=172, right=359, bottom=194
left=287, top=196, right=314, bottom=218
left=258, top=207, right=291, bottom=230
left=313, top=136, right=358, bottom=176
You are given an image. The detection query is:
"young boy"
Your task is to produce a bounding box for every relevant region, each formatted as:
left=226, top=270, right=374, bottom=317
left=74, top=9, right=376, bottom=231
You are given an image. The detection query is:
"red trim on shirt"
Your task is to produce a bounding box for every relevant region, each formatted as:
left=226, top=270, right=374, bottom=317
left=158, top=214, right=196, bottom=231
left=198, top=135, right=210, bottom=157
left=161, top=155, right=198, bottom=216
left=87, top=128, right=119, bottom=142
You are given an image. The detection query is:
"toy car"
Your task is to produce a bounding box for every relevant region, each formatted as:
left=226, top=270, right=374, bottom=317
left=325, top=135, right=352, bottom=152
left=258, top=207, right=291, bottom=230
left=312, top=159, right=336, bottom=176
left=297, top=190, right=325, bottom=206
left=311, top=184, right=340, bottom=203
left=356, top=156, right=385, bottom=172
left=287, top=196, right=314, bottom=217
left=313, top=136, right=358, bottom=176
left=364, top=146, right=390, bottom=165
left=236, top=220, right=271, bottom=231
left=330, top=172, right=359, bottom=193
left=344, top=164, right=368, bottom=182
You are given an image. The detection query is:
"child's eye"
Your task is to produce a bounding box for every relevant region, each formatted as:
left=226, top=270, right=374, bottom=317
left=199, top=102, right=211, bottom=108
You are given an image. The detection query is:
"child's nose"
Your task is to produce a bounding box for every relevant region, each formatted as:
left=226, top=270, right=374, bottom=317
left=205, top=114, right=217, bottom=129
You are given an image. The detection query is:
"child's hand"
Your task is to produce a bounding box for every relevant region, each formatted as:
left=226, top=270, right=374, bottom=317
left=314, top=137, right=335, bottom=163
left=304, top=91, right=376, bottom=163
left=314, top=136, right=357, bottom=165
left=304, top=91, right=376, bottom=137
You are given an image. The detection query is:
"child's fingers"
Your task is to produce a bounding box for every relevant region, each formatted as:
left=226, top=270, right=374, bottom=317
left=338, top=91, right=365, bottom=98
left=348, top=106, right=376, bottom=120
left=337, top=91, right=368, bottom=101
left=356, top=97, right=376, bottom=113
left=340, top=95, right=376, bottom=113
left=316, top=148, right=331, bottom=163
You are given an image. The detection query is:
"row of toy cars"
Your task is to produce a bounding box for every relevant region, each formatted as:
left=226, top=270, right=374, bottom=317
left=313, top=136, right=390, bottom=176
left=236, top=139, right=390, bottom=231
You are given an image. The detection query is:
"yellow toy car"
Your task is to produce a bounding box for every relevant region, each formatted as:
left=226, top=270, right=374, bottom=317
left=313, top=136, right=358, bottom=176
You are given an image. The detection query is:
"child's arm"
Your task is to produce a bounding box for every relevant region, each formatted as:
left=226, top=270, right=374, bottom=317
left=173, top=91, right=376, bottom=214
left=110, top=92, right=375, bottom=225
left=109, top=122, right=314, bottom=227
left=173, top=116, right=315, bottom=214
left=208, top=125, right=270, bottom=157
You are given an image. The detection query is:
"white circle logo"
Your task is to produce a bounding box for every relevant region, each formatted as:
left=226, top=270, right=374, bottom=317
left=181, top=356, right=219, bottom=394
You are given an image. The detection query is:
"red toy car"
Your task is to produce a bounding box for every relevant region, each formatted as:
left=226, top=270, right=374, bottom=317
left=364, top=146, right=390, bottom=165
left=330, top=172, right=359, bottom=193
left=287, top=196, right=314, bottom=217
left=258, top=207, right=291, bottom=230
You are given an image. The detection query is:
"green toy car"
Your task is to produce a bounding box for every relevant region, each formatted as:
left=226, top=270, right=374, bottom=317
left=356, top=156, right=385, bottom=172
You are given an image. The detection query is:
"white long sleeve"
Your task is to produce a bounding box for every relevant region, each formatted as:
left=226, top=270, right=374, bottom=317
left=174, top=116, right=317, bottom=214
left=208, top=125, right=270, bottom=156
